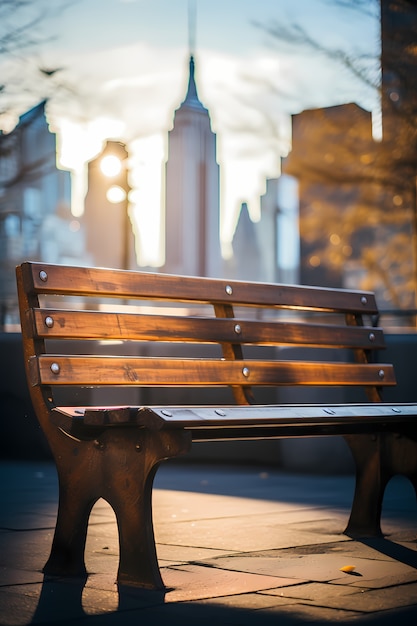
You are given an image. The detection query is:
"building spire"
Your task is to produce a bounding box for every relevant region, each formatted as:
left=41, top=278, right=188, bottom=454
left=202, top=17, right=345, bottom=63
left=181, top=0, right=206, bottom=111
left=188, top=0, right=196, bottom=57
left=183, top=56, right=200, bottom=106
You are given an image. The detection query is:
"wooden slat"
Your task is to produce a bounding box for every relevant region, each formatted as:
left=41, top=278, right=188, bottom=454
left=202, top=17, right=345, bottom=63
left=31, top=355, right=396, bottom=387
left=23, top=262, right=378, bottom=314
left=31, top=308, right=385, bottom=349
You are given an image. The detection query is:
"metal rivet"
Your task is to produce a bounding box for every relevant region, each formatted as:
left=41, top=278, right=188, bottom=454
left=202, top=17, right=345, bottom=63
left=378, top=369, right=385, bottom=379
left=368, top=332, right=375, bottom=342
left=225, top=285, right=233, bottom=295
left=39, top=270, right=48, bottom=282
left=234, top=324, right=241, bottom=334
left=45, top=316, right=54, bottom=328
left=215, top=409, right=226, bottom=417
left=242, top=367, right=250, bottom=378
left=161, top=410, right=173, bottom=417
left=361, top=296, right=368, bottom=305
left=50, top=362, right=60, bottom=375
left=135, top=443, right=141, bottom=452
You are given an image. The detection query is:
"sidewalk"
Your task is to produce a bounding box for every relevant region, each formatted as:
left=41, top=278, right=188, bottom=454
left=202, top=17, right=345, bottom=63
left=0, top=459, right=416, bottom=625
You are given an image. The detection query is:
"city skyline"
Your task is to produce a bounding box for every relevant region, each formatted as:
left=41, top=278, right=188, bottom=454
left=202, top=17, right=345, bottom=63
left=0, top=0, right=379, bottom=266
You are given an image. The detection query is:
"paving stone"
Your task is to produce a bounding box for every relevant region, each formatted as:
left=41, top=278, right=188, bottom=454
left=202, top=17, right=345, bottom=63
left=0, top=529, right=53, bottom=570
left=287, top=516, right=352, bottom=537
left=0, top=587, right=42, bottom=626
left=155, top=514, right=344, bottom=552
left=258, top=600, right=362, bottom=622
left=206, top=551, right=417, bottom=585
left=282, top=581, right=417, bottom=613
left=198, top=591, right=301, bottom=610
left=261, top=580, right=366, bottom=600
left=277, top=537, right=417, bottom=562
left=126, top=601, right=290, bottom=626
left=161, top=563, right=303, bottom=602
left=157, top=543, right=234, bottom=565
left=0, top=567, right=44, bottom=586
left=78, top=584, right=121, bottom=615
left=154, top=488, right=294, bottom=521
left=332, top=570, right=417, bottom=588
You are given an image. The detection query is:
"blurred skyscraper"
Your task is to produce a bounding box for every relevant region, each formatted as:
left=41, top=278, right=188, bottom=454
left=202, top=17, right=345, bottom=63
left=164, top=55, right=222, bottom=277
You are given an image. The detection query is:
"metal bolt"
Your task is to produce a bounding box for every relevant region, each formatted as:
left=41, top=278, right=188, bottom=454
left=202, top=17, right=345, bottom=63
left=242, top=367, right=250, bottom=378
left=361, top=296, right=368, bottom=305
left=161, top=410, right=173, bottom=417
left=378, top=369, right=385, bottom=379
left=215, top=409, right=226, bottom=417
left=45, top=316, right=54, bottom=328
left=135, top=443, right=141, bottom=452
left=225, top=285, right=233, bottom=295
left=368, top=332, right=375, bottom=342
left=39, top=270, right=48, bottom=282
left=234, top=324, right=241, bottom=334
left=50, top=362, right=60, bottom=375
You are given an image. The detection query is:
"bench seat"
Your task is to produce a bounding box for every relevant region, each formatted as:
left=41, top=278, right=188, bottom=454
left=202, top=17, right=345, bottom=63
left=54, top=402, right=417, bottom=436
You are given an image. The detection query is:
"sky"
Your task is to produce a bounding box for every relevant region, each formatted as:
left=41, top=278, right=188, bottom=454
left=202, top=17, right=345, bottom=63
left=0, top=0, right=380, bottom=265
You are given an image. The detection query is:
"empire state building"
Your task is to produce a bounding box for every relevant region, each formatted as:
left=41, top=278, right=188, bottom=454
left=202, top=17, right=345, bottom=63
left=164, top=55, right=221, bottom=277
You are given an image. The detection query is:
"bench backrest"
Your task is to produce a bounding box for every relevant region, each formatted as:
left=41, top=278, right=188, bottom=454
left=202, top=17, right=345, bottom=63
left=16, top=262, right=395, bottom=413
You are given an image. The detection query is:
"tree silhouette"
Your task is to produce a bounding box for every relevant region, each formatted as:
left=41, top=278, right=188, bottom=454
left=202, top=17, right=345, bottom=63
left=0, top=0, right=74, bottom=121
left=256, top=0, right=417, bottom=312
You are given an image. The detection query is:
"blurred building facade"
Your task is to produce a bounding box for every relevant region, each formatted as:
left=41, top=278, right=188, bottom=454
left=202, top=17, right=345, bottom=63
left=278, top=0, right=417, bottom=312
left=0, top=101, right=89, bottom=327
left=283, top=104, right=376, bottom=288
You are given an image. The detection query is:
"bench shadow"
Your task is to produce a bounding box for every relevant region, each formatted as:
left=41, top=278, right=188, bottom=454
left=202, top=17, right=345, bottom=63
left=359, top=536, right=417, bottom=569
left=30, top=575, right=167, bottom=624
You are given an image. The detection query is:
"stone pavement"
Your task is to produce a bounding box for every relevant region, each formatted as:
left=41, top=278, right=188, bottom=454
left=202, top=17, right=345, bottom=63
left=0, top=460, right=416, bottom=625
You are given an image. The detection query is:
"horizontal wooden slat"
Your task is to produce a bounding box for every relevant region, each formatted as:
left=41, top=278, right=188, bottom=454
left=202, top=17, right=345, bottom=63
left=31, top=308, right=385, bottom=349
left=31, top=355, right=396, bottom=387
left=23, top=262, right=378, bottom=314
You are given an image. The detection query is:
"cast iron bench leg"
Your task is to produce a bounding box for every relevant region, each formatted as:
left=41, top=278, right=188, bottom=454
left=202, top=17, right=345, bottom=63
left=43, top=480, right=92, bottom=579
left=343, top=434, right=386, bottom=537
left=105, top=428, right=191, bottom=589
left=44, top=426, right=190, bottom=589
left=344, top=432, right=417, bottom=537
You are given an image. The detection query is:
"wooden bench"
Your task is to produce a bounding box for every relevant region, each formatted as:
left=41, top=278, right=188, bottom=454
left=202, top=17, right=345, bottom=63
left=16, top=261, right=417, bottom=589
